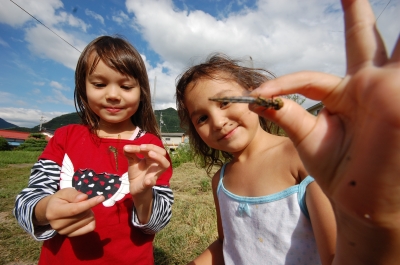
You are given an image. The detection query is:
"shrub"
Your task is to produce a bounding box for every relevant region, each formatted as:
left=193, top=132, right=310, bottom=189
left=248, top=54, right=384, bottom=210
left=0, top=136, right=11, bottom=151
left=170, top=143, right=194, bottom=168
left=17, top=134, right=48, bottom=151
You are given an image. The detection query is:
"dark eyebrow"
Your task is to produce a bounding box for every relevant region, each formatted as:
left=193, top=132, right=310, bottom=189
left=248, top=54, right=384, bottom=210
left=189, top=109, right=199, bottom=120
left=213, top=89, right=236, bottom=98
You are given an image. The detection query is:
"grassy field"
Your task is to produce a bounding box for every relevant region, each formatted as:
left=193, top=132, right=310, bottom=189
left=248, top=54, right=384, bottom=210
left=0, top=151, right=217, bottom=265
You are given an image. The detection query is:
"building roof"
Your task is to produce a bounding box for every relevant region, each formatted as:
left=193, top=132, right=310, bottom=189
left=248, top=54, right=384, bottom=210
left=0, top=130, right=51, bottom=141
left=0, top=130, right=30, bottom=140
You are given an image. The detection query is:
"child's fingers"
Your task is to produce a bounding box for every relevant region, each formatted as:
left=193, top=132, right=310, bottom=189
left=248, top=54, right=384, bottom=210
left=124, top=144, right=169, bottom=168
left=55, top=210, right=97, bottom=236
left=47, top=190, right=104, bottom=220
left=66, top=220, right=97, bottom=237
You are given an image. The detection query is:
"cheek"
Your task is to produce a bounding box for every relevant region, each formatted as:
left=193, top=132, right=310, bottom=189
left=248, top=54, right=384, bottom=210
left=196, top=127, right=212, bottom=145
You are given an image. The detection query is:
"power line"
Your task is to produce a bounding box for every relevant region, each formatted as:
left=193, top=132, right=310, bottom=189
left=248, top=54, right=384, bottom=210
left=376, top=0, right=392, bottom=22
left=9, top=0, right=81, bottom=53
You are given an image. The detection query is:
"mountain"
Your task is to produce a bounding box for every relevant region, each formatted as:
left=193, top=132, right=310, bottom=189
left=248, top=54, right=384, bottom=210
left=0, top=118, right=18, bottom=129
left=155, top=108, right=185, bottom=133
left=1, top=108, right=184, bottom=133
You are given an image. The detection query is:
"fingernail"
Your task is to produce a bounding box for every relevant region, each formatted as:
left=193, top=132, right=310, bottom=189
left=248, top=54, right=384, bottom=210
left=76, top=193, right=87, bottom=200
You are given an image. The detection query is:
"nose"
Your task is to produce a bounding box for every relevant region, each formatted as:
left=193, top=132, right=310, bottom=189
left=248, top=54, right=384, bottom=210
left=105, top=84, right=121, bottom=101
left=210, top=112, right=228, bottom=131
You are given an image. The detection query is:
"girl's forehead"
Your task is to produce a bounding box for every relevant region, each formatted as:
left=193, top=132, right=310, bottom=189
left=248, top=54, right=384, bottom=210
left=185, top=78, right=245, bottom=96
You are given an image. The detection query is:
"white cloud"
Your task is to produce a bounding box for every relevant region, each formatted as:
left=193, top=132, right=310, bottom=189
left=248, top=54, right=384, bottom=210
left=58, top=11, right=90, bottom=32
left=85, top=9, right=105, bottom=25
left=24, top=25, right=84, bottom=70
left=50, top=80, right=70, bottom=91
left=0, top=107, right=66, bottom=128
left=0, top=0, right=63, bottom=27
left=0, top=0, right=89, bottom=31
left=32, top=88, right=41, bottom=94
left=52, top=89, right=74, bottom=106
left=124, top=0, right=399, bottom=112
left=112, top=10, right=130, bottom=25
left=50, top=81, right=63, bottom=89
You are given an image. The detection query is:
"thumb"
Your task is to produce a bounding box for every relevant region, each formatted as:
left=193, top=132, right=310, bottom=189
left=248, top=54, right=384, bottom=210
left=250, top=98, right=316, bottom=147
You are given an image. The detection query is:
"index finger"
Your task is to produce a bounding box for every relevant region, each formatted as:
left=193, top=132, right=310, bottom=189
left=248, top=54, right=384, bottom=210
left=250, top=71, right=341, bottom=106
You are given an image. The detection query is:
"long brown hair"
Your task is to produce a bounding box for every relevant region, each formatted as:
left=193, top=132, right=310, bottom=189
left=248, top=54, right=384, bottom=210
left=74, top=35, right=160, bottom=138
left=176, top=53, right=277, bottom=175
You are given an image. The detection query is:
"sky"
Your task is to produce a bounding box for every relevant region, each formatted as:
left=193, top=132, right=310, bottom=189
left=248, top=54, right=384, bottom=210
left=0, top=0, right=399, bottom=128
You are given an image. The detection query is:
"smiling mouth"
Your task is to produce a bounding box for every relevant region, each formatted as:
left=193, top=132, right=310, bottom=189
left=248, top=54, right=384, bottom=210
left=218, top=128, right=236, bottom=141
left=106, top=107, right=121, bottom=113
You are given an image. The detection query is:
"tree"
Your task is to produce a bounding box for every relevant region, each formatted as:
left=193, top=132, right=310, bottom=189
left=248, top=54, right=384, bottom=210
left=17, top=133, right=48, bottom=151
left=0, top=136, right=11, bottom=151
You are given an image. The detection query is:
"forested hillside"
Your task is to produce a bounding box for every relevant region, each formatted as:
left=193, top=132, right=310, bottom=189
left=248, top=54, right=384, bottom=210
left=2, top=108, right=184, bottom=133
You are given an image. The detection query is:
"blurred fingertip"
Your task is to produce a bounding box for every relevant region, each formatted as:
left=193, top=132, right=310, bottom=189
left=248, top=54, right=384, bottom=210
left=76, top=193, right=87, bottom=201
left=124, top=145, right=133, bottom=152
left=96, top=195, right=105, bottom=203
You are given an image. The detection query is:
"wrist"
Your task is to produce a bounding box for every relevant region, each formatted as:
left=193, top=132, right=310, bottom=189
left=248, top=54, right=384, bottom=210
left=33, top=195, right=52, bottom=226
left=131, top=188, right=153, bottom=206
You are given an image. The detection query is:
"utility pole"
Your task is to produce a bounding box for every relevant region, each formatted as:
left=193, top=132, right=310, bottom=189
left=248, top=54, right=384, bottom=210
left=152, top=76, right=157, bottom=110
left=39, top=116, right=46, bottom=131
left=160, top=112, right=163, bottom=134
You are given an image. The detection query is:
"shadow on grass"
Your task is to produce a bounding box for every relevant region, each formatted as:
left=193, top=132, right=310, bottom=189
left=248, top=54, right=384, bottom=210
left=154, top=246, right=177, bottom=265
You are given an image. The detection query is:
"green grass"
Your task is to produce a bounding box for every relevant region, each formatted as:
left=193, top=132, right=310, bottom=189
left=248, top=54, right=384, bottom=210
left=0, top=151, right=41, bottom=168
left=0, top=151, right=216, bottom=265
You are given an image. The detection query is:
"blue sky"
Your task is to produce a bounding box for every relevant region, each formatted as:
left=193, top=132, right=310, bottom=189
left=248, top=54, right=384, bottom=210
left=0, top=0, right=399, bottom=128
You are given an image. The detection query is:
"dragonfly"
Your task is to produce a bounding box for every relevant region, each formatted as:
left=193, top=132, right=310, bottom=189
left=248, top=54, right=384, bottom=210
left=209, top=96, right=284, bottom=110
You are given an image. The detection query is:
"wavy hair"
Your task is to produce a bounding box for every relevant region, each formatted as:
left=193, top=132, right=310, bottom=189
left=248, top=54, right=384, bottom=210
left=74, top=35, right=160, bottom=138
left=176, top=53, right=277, bottom=175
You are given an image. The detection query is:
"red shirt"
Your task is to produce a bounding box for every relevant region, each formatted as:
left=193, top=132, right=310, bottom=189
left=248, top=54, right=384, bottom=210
left=38, top=124, right=172, bottom=265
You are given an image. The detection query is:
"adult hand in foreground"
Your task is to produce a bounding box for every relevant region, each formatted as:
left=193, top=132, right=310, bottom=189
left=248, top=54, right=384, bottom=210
left=250, top=0, right=400, bottom=264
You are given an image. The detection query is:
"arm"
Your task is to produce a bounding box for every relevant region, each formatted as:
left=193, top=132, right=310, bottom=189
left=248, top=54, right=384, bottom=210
left=132, top=185, right=174, bottom=234
left=123, top=144, right=171, bottom=225
left=250, top=0, right=400, bottom=263
left=14, top=159, right=104, bottom=239
left=187, top=170, right=225, bottom=265
left=13, top=159, right=60, bottom=240
left=306, top=181, right=337, bottom=265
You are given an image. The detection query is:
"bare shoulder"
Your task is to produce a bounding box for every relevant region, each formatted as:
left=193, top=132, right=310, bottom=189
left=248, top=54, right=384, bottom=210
left=211, top=169, right=222, bottom=192
left=276, top=136, right=298, bottom=156
left=278, top=137, right=308, bottom=181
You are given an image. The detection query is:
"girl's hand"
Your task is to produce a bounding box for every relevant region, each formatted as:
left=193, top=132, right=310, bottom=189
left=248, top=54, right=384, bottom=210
left=44, top=188, right=105, bottom=237
left=250, top=0, right=400, bottom=263
left=123, top=144, right=170, bottom=196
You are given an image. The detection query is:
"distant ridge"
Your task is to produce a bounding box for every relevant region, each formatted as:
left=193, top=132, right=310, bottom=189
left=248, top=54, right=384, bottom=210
left=0, top=118, right=18, bottom=129
left=1, top=108, right=184, bottom=133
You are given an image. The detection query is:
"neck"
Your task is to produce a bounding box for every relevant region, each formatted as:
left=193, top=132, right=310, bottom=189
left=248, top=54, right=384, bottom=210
left=97, top=120, right=136, bottom=139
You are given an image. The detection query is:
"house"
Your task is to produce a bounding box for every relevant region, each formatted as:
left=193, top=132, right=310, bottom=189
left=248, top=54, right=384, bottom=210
left=0, top=130, right=32, bottom=147
left=0, top=130, right=50, bottom=147
left=306, top=102, right=324, bottom=116
left=10, top=129, right=187, bottom=151
left=161, top=132, right=187, bottom=151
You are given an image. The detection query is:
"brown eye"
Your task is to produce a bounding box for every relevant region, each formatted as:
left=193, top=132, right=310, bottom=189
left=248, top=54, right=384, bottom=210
left=197, top=115, right=208, bottom=124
